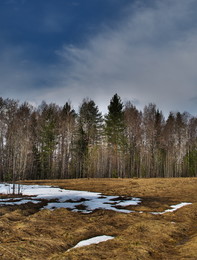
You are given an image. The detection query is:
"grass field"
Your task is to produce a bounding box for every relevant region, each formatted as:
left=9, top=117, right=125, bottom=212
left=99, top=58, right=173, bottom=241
left=0, top=178, right=197, bottom=259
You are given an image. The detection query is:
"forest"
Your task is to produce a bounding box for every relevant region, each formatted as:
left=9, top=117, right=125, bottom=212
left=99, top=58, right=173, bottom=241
left=0, top=94, right=196, bottom=181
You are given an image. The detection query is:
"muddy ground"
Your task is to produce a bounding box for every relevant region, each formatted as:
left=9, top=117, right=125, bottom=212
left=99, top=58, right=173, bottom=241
left=0, top=178, right=197, bottom=260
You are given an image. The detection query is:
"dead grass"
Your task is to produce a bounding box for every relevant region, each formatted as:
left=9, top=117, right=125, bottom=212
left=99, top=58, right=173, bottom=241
left=0, top=177, right=197, bottom=259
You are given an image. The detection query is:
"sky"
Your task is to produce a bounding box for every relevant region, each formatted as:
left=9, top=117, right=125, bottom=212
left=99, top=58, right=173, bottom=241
left=0, top=0, right=197, bottom=116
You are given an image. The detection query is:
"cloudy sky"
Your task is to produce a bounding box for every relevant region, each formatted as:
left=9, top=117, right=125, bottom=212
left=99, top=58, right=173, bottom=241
left=0, top=0, right=197, bottom=116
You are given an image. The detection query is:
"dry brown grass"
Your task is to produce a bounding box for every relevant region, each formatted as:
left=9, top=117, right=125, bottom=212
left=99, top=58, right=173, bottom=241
left=0, top=178, right=197, bottom=259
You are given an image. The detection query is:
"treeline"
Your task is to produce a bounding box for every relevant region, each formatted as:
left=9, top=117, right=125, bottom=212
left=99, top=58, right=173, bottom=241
left=0, top=94, right=196, bottom=181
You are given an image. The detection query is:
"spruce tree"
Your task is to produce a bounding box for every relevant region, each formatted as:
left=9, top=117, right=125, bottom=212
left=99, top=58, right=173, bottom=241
left=79, top=99, right=103, bottom=145
left=105, top=94, right=125, bottom=147
left=76, top=98, right=103, bottom=177
left=105, top=94, right=125, bottom=177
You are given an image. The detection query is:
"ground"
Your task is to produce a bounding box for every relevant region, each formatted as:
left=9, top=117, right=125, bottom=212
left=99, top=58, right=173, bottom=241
left=0, top=178, right=197, bottom=260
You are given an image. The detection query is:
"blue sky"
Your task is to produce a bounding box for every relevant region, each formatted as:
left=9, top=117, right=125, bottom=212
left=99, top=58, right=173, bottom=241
left=0, top=0, right=197, bottom=116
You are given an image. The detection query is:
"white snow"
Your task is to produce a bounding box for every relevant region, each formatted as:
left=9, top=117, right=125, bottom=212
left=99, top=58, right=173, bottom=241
left=0, top=183, right=141, bottom=213
left=0, top=183, right=192, bottom=215
left=151, top=202, right=192, bottom=215
left=69, top=235, right=114, bottom=250
left=117, top=198, right=140, bottom=207
left=0, top=199, right=41, bottom=206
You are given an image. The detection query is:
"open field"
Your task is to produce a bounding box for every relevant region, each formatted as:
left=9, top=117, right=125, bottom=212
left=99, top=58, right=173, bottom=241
left=0, top=178, right=197, bottom=259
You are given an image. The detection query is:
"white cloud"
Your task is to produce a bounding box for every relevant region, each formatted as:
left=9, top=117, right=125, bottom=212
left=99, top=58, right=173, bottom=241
left=44, top=0, right=196, bottom=116
left=1, top=0, right=197, bottom=116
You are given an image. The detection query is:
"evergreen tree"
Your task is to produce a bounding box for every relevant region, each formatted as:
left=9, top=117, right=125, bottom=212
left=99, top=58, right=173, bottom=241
left=76, top=98, right=103, bottom=177
left=79, top=99, right=103, bottom=145
left=38, top=102, right=59, bottom=179
left=105, top=94, right=125, bottom=177
left=105, top=94, right=125, bottom=147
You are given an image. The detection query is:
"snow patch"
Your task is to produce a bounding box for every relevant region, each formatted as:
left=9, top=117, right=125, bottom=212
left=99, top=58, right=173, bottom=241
left=151, top=202, right=192, bottom=215
left=0, top=199, right=41, bottom=206
left=69, top=235, right=114, bottom=251
left=0, top=183, right=141, bottom=213
left=0, top=183, right=191, bottom=215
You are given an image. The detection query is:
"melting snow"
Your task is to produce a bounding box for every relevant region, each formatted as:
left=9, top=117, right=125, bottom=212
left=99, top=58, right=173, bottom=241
left=151, top=202, right=192, bottom=215
left=0, top=183, right=141, bottom=213
left=0, top=183, right=191, bottom=214
left=69, top=235, right=114, bottom=250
